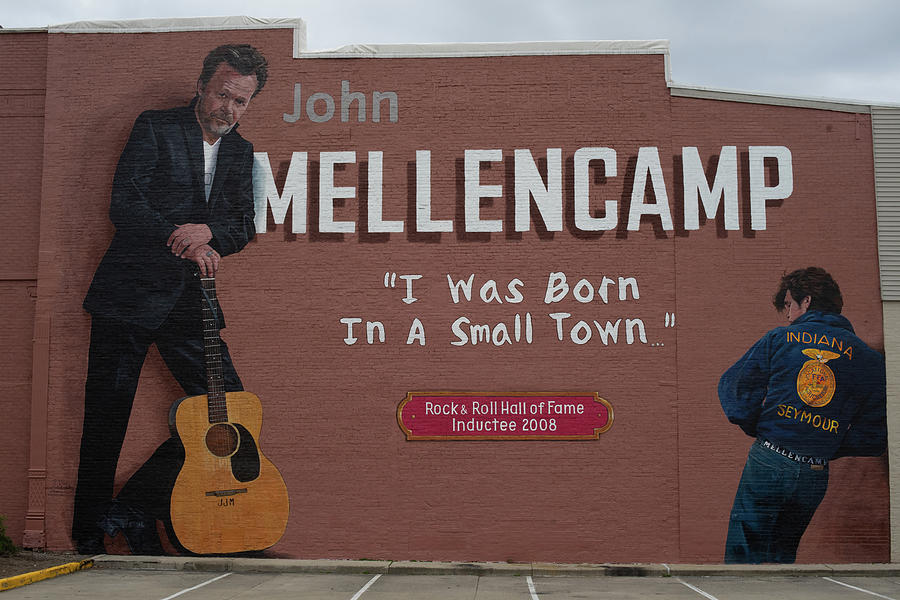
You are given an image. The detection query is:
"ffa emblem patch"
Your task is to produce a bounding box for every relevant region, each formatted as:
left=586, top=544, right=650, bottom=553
left=796, top=348, right=840, bottom=407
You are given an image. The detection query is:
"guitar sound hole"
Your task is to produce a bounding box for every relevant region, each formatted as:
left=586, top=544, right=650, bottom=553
left=206, top=423, right=239, bottom=457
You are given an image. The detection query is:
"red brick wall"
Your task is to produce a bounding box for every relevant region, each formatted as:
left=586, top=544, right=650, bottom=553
left=3, top=27, right=886, bottom=563
left=669, top=99, right=885, bottom=561
left=0, top=31, right=47, bottom=546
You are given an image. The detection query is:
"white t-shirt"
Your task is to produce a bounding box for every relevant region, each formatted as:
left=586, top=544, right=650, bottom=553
left=202, top=138, right=222, bottom=202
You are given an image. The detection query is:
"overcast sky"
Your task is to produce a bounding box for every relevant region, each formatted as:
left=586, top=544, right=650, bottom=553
left=4, top=0, right=899, bottom=105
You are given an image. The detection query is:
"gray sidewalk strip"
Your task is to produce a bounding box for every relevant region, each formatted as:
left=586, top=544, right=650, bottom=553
left=387, top=560, right=530, bottom=576
left=88, top=555, right=900, bottom=577
left=665, top=563, right=836, bottom=577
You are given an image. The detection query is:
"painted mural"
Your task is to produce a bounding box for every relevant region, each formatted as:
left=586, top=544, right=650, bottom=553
left=0, top=20, right=889, bottom=564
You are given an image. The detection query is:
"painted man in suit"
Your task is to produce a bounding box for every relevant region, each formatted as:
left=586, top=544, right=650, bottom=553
left=72, top=44, right=268, bottom=555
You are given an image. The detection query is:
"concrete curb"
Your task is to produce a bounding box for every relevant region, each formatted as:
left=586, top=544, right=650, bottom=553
left=90, top=555, right=900, bottom=577
left=0, top=559, right=94, bottom=592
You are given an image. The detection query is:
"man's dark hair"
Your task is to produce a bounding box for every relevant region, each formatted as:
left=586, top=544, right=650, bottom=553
left=773, top=267, right=843, bottom=314
left=198, top=44, right=268, bottom=97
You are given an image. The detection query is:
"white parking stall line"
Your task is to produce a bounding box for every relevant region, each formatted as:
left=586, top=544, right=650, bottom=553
left=676, top=578, right=720, bottom=600
left=350, top=574, right=382, bottom=600
left=159, top=572, right=232, bottom=600
left=823, top=577, right=898, bottom=600
left=526, top=575, right=540, bottom=600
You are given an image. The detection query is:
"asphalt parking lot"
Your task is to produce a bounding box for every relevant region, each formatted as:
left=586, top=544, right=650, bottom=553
left=4, top=557, right=900, bottom=599
left=6, top=570, right=900, bottom=599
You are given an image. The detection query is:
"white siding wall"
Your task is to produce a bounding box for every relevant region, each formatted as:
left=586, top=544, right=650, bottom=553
left=873, top=106, right=900, bottom=562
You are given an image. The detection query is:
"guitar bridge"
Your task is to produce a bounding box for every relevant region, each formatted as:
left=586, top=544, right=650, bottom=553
left=205, top=488, right=248, bottom=497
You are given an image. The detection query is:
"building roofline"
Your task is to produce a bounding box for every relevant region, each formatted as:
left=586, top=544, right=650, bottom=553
left=301, top=39, right=669, bottom=57
left=1, top=17, right=896, bottom=111
left=2, top=16, right=307, bottom=56
left=298, top=40, right=671, bottom=84
left=670, top=83, right=900, bottom=113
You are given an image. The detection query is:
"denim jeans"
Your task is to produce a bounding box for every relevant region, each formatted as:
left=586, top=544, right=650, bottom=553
left=725, top=439, right=829, bottom=563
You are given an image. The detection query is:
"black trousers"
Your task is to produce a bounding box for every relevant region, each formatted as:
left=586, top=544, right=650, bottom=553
left=71, top=290, right=242, bottom=544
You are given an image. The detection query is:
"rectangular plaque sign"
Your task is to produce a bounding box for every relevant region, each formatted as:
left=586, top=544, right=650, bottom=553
left=397, top=392, right=613, bottom=440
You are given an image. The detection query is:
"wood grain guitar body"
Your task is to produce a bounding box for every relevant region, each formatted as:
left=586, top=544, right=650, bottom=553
left=169, top=391, right=289, bottom=554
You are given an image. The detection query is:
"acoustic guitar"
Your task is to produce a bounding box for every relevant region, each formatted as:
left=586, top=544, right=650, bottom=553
left=168, top=275, right=289, bottom=554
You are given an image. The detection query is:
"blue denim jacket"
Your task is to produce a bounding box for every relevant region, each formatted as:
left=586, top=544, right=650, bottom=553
left=719, top=311, right=886, bottom=459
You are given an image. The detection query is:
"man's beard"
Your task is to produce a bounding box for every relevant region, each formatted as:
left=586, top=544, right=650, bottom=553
left=196, top=99, right=235, bottom=138
left=205, top=114, right=234, bottom=136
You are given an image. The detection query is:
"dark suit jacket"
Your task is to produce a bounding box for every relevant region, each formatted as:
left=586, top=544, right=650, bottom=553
left=83, top=99, right=256, bottom=329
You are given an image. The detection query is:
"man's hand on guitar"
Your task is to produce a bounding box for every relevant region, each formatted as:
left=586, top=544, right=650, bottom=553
left=185, top=244, right=220, bottom=276
left=168, top=223, right=213, bottom=257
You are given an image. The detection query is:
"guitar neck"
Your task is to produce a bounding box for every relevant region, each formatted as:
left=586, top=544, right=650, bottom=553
left=200, top=276, right=227, bottom=423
